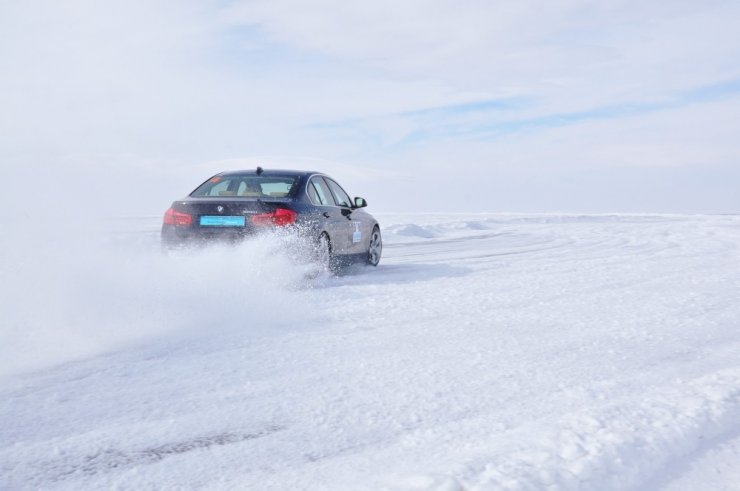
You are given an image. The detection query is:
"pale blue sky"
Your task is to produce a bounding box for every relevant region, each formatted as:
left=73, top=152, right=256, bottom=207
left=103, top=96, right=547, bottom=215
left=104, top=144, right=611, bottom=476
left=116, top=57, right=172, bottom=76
left=309, top=77, right=740, bottom=153
left=1, top=0, right=739, bottom=213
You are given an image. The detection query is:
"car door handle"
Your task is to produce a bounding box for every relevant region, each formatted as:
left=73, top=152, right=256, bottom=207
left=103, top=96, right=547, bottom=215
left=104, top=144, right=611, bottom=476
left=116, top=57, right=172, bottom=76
left=323, top=212, right=331, bottom=218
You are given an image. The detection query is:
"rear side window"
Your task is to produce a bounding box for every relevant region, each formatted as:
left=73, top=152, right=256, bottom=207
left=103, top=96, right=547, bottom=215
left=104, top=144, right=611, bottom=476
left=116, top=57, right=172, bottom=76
left=202, top=179, right=232, bottom=196
left=308, top=177, right=335, bottom=206
left=325, top=178, right=352, bottom=208
left=191, top=175, right=297, bottom=198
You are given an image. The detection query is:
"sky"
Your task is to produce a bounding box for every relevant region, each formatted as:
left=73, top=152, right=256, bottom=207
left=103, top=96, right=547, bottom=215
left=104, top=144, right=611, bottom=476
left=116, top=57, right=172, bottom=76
left=1, top=0, right=739, bottom=214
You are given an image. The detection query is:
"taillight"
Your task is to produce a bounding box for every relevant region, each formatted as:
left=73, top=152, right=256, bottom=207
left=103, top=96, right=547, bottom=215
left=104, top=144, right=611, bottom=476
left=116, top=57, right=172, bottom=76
left=251, top=208, right=297, bottom=227
left=163, top=207, right=193, bottom=226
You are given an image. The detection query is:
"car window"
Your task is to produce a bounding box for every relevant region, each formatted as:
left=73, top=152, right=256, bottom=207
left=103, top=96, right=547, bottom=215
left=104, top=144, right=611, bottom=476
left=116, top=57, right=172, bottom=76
left=261, top=181, right=292, bottom=197
left=307, top=181, right=321, bottom=205
left=199, top=179, right=233, bottom=196
left=325, top=178, right=352, bottom=208
left=309, top=177, right=335, bottom=206
left=191, top=175, right=297, bottom=198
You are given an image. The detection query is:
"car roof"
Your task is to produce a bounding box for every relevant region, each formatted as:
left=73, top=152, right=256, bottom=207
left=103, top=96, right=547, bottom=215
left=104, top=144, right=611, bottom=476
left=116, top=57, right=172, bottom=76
left=216, top=169, right=321, bottom=178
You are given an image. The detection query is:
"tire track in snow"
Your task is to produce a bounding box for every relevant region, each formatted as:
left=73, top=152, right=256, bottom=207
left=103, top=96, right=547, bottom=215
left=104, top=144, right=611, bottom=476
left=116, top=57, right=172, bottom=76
left=2, top=426, right=284, bottom=488
left=382, top=217, right=691, bottom=268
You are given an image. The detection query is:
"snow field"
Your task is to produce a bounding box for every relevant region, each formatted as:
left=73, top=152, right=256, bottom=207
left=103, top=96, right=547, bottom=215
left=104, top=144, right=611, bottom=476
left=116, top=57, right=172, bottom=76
left=1, top=213, right=739, bottom=490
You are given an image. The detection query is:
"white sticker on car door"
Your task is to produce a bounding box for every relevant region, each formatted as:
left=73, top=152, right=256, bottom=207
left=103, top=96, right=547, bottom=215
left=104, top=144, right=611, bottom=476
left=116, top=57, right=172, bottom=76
left=352, top=222, right=362, bottom=243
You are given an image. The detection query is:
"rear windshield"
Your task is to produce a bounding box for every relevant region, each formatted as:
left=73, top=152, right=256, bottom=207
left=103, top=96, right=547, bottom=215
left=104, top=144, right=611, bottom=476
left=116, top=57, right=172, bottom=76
left=190, top=175, right=298, bottom=198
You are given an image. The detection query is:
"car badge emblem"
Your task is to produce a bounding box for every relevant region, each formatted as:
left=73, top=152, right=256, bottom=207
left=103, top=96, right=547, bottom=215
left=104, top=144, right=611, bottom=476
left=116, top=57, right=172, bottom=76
left=217, top=206, right=224, bottom=213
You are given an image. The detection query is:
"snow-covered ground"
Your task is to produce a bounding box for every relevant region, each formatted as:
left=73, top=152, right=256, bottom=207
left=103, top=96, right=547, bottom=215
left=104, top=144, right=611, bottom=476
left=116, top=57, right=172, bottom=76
left=2, top=213, right=740, bottom=490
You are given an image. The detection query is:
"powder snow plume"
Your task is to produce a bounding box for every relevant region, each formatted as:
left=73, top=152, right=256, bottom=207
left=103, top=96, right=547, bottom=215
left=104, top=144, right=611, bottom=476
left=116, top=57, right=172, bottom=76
left=0, top=220, right=313, bottom=377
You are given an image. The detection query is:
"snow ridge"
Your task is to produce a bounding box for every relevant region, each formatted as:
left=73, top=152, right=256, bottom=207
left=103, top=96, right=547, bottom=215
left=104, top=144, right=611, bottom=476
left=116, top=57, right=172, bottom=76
left=457, top=370, right=740, bottom=490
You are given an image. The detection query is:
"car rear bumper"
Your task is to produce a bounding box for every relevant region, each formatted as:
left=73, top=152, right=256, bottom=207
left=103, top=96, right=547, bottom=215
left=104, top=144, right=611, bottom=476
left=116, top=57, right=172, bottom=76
left=161, top=224, right=260, bottom=248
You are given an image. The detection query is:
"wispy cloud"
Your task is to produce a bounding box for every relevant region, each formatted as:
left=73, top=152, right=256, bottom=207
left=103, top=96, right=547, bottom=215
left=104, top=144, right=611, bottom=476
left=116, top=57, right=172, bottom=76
left=303, top=77, right=740, bottom=152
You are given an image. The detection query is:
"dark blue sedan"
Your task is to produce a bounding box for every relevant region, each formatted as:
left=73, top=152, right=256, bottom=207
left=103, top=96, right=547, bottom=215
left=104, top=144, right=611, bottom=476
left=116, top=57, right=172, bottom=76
left=162, top=168, right=382, bottom=269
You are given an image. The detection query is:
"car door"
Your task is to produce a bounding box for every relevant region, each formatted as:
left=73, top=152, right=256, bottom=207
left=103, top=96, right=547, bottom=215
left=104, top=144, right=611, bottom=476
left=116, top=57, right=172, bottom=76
left=307, top=176, right=350, bottom=253
left=323, top=177, right=368, bottom=254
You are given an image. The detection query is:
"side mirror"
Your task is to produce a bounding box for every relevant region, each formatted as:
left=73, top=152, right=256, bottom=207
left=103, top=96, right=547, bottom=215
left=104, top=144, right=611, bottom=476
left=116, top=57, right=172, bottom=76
left=354, top=197, right=368, bottom=208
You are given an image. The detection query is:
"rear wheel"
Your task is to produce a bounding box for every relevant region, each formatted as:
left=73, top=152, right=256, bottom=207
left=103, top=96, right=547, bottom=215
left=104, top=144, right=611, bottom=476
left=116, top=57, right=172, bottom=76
left=367, top=226, right=382, bottom=266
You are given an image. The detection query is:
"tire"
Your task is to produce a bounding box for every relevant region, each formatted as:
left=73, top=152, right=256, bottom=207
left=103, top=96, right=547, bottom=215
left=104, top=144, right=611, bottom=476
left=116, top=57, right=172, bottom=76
left=367, top=226, right=382, bottom=266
